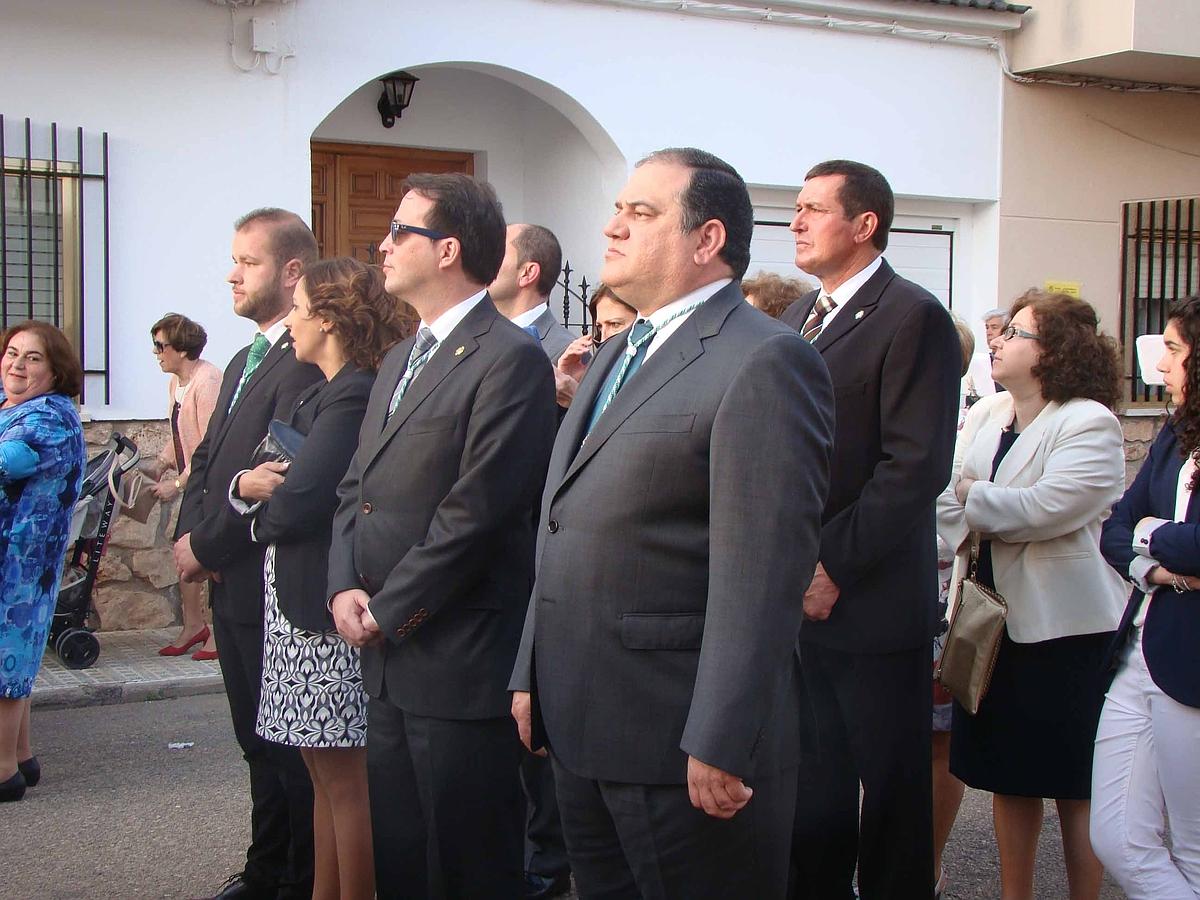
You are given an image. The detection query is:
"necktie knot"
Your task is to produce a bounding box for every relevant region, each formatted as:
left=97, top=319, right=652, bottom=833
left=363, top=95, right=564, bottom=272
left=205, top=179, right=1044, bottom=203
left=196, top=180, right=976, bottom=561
left=629, top=319, right=655, bottom=346
left=522, top=324, right=541, bottom=339
left=801, top=293, right=838, bottom=342
left=413, top=327, right=437, bottom=358
left=247, top=332, right=270, bottom=365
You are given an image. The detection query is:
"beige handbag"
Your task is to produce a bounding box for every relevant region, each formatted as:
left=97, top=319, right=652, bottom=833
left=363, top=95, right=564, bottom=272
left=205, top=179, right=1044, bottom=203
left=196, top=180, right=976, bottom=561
left=935, top=533, right=1008, bottom=715
left=108, top=460, right=159, bottom=524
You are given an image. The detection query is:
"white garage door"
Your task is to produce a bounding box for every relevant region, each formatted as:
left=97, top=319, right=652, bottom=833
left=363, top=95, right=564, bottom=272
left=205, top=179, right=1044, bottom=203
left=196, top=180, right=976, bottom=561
left=749, top=212, right=955, bottom=309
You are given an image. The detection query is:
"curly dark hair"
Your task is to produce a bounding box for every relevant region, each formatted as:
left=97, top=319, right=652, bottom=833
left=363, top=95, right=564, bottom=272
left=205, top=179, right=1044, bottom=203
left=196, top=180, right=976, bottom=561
left=740, top=271, right=813, bottom=320
left=1008, top=289, right=1121, bottom=410
left=1165, top=296, right=1200, bottom=479
left=301, top=258, right=410, bottom=371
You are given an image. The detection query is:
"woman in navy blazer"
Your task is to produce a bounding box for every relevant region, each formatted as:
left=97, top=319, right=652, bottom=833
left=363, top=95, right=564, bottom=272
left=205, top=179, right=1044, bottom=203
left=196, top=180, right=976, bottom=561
left=232, top=258, right=407, bottom=900
left=1093, top=295, right=1200, bottom=899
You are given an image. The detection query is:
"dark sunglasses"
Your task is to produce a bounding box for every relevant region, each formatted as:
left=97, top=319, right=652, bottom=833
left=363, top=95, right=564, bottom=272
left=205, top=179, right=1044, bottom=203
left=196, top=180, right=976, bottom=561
left=390, top=220, right=453, bottom=243
left=152, top=340, right=168, bottom=353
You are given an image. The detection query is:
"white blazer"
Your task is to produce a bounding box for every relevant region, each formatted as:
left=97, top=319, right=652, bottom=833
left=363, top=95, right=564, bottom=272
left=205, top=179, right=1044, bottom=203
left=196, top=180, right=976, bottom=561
left=937, top=392, right=1128, bottom=643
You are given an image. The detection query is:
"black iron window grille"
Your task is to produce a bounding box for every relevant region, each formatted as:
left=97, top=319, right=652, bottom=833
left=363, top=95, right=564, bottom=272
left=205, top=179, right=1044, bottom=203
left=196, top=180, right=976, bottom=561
left=557, top=259, right=595, bottom=335
left=1120, top=198, right=1200, bottom=405
left=1, top=116, right=111, bottom=404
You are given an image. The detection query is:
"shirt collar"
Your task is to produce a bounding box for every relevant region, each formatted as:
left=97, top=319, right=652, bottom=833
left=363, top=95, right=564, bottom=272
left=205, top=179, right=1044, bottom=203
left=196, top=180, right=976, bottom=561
left=511, top=302, right=548, bottom=330
left=826, top=255, right=883, bottom=307
left=423, top=288, right=488, bottom=343
left=643, top=278, right=732, bottom=329
left=259, top=318, right=289, bottom=348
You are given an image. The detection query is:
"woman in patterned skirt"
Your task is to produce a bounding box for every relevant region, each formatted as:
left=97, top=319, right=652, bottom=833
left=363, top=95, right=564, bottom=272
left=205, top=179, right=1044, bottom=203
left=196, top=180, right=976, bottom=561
left=0, top=321, right=85, bottom=802
left=231, top=258, right=407, bottom=899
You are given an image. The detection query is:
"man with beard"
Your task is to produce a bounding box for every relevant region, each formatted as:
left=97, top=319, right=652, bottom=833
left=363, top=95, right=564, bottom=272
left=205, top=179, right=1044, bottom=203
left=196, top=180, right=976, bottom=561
left=175, top=208, right=323, bottom=900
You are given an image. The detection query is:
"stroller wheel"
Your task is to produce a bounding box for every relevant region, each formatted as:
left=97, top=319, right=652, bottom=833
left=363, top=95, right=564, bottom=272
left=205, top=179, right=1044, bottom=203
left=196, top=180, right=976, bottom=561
left=56, top=628, right=100, bottom=670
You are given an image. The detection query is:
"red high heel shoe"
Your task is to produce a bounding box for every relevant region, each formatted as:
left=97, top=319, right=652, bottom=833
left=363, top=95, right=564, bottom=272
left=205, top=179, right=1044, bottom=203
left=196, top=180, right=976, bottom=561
left=158, top=625, right=210, bottom=657
left=191, top=646, right=219, bottom=661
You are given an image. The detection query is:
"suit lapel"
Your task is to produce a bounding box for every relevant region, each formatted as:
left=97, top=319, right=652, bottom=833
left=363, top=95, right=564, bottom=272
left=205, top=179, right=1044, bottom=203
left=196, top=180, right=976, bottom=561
left=813, top=259, right=896, bottom=353
left=993, top=400, right=1063, bottom=486
left=554, top=283, right=740, bottom=496
left=363, top=297, right=495, bottom=471
left=207, top=339, right=294, bottom=461
left=533, top=307, right=556, bottom=340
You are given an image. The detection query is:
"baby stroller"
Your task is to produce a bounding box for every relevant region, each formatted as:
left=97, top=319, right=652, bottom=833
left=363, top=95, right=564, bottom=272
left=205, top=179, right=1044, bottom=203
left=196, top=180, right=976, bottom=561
left=49, top=432, right=140, bottom=669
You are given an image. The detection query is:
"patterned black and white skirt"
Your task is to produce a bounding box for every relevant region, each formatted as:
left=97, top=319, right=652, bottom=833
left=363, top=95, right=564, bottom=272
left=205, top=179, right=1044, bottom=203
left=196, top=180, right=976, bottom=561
left=256, top=545, right=367, bottom=748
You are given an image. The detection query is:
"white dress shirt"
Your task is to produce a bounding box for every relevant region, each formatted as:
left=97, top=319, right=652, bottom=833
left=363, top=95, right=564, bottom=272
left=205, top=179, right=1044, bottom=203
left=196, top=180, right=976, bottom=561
left=1129, top=454, right=1197, bottom=625
left=816, top=254, right=883, bottom=332
left=511, top=302, right=548, bottom=329
left=424, top=288, right=488, bottom=343
left=642, top=278, right=731, bottom=362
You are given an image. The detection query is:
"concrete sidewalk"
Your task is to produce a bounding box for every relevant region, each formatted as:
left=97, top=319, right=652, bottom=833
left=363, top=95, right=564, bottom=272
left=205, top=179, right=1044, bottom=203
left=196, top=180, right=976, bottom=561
left=32, top=628, right=225, bottom=710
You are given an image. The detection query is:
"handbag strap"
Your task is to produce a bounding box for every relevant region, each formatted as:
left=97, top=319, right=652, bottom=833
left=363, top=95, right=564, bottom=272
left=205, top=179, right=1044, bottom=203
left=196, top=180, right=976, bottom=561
left=968, top=532, right=982, bottom=581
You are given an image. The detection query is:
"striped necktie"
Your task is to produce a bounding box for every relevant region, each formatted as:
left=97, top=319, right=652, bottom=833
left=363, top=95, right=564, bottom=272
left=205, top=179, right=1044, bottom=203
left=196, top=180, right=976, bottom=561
left=584, top=319, right=656, bottom=437
left=228, top=333, right=271, bottom=412
left=387, top=326, right=439, bottom=418
left=801, top=293, right=837, bottom=342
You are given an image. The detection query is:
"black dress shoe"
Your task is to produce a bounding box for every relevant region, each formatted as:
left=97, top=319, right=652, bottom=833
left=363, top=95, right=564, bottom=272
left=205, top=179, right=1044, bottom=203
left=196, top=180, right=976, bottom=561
left=0, top=769, right=27, bottom=803
left=18, top=756, right=40, bottom=787
left=204, top=873, right=275, bottom=900
left=524, top=870, right=571, bottom=899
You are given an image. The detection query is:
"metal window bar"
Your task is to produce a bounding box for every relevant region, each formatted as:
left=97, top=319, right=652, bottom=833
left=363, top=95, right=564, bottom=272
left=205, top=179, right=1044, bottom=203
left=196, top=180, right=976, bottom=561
left=1120, top=197, right=1200, bottom=405
left=1, top=115, right=110, bottom=404
left=558, top=260, right=594, bottom=335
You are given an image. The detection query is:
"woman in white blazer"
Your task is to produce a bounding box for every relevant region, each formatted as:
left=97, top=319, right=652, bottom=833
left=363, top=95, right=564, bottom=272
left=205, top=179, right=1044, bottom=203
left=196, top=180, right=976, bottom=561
left=937, top=291, right=1127, bottom=900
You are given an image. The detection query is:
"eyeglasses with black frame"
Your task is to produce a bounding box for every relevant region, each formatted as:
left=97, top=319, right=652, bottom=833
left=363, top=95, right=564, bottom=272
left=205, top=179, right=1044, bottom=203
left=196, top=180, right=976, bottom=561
left=152, top=340, right=167, bottom=354
left=389, top=220, right=453, bottom=243
left=1001, top=325, right=1040, bottom=342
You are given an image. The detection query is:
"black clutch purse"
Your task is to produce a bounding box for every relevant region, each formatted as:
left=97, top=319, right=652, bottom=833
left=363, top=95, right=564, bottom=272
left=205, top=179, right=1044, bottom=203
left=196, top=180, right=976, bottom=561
left=252, top=419, right=307, bottom=465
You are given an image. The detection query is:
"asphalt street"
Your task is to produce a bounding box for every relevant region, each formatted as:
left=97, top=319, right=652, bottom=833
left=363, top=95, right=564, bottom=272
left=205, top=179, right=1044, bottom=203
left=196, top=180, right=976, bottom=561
left=4, top=694, right=1126, bottom=899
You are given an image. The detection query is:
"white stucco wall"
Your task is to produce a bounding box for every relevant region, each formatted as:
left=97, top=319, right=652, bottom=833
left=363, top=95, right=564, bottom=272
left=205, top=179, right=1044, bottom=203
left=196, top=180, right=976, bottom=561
left=1, top=0, right=1004, bottom=418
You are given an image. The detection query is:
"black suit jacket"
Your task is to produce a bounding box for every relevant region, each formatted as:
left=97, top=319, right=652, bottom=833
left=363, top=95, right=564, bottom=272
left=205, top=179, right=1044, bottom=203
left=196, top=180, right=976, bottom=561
left=327, top=295, right=557, bottom=721
left=511, top=283, right=835, bottom=784
left=1101, top=422, right=1200, bottom=708
left=780, top=259, right=960, bottom=654
left=177, top=334, right=323, bottom=624
left=244, top=365, right=375, bottom=633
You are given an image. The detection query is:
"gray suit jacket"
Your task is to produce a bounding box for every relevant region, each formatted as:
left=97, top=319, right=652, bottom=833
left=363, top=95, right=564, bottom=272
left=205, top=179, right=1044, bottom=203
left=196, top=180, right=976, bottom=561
left=510, top=282, right=835, bottom=784
left=328, top=295, right=557, bottom=720
left=531, top=306, right=574, bottom=364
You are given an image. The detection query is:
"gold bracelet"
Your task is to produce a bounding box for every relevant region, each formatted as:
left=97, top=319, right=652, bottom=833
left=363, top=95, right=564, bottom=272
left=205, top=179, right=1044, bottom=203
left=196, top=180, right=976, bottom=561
left=1171, top=573, right=1187, bottom=594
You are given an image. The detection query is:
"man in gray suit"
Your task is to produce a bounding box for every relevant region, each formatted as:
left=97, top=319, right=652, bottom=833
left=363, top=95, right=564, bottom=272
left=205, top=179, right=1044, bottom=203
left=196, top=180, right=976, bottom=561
left=510, top=148, right=835, bottom=898
left=329, top=174, right=557, bottom=899
left=491, top=222, right=574, bottom=897
left=491, top=223, right=574, bottom=364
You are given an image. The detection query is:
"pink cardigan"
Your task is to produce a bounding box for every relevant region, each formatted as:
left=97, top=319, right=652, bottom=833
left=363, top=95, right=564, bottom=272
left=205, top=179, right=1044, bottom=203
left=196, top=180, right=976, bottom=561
left=157, top=360, right=222, bottom=479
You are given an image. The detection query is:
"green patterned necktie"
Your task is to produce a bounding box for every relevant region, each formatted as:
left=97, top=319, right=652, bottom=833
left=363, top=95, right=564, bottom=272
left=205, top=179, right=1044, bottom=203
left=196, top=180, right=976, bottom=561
left=228, top=333, right=271, bottom=412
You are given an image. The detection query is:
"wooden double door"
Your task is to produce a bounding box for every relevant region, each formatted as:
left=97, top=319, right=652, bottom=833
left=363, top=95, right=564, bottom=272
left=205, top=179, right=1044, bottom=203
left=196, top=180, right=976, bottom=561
left=311, top=142, right=474, bottom=263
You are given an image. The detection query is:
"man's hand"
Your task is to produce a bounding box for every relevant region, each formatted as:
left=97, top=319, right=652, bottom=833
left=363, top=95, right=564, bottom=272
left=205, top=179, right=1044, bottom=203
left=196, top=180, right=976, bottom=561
left=803, top=562, right=840, bottom=622
left=553, top=368, right=579, bottom=409
left=557, top=336, right=593, bottom=383
left=955, top=476, right=977, bottom=505
left=237, top=461, right=289, bottom=503
left=687, top=756, right=752, bottom=819
left=511, top=691, right=547, bottom=757
left=332, top=589, right=374, bottom=647
left=354, top=593, right=381, bottom=638
left=173, top=533, right=213, bottom=583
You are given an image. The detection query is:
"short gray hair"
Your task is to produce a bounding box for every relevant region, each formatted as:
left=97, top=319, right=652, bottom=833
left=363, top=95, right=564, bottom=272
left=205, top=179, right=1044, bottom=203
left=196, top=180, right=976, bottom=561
left=982, top=308, right=1007, bottom=323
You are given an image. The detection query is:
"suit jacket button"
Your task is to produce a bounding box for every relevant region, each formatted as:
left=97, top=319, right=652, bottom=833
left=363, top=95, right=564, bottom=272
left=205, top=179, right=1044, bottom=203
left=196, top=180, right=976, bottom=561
left=202, top=488, right=209, bottom=495
left=362, top=501, right=373, bottom=515
left=547, top=519, right=559, bottom=533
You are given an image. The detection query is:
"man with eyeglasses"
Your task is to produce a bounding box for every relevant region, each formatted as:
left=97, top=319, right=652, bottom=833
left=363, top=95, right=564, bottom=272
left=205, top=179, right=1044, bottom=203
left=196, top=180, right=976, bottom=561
left=328, top=173, right=557, bottom=899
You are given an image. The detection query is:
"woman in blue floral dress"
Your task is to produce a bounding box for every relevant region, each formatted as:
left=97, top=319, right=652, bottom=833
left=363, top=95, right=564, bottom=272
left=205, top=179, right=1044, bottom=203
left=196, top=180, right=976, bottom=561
left=0, top=321, right=86, bottom=802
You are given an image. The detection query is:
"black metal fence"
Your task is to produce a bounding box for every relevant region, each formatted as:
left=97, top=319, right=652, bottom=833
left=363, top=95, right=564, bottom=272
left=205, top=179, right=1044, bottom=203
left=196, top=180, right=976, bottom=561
left=1120, top=198, right=1200, bottom=404
left=1, top=115, right=110, bottom=403
left=556, top=259, right=594, bottom=335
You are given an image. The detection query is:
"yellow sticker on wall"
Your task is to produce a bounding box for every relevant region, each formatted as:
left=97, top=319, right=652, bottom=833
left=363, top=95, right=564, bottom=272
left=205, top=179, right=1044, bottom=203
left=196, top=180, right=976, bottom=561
left=1044, top=281, right=1081, bottom=298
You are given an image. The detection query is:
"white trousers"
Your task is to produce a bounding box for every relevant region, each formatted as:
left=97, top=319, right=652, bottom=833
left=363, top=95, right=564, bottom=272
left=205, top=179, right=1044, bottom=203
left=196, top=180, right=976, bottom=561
left=1090, top=627, right=1200, bottom=899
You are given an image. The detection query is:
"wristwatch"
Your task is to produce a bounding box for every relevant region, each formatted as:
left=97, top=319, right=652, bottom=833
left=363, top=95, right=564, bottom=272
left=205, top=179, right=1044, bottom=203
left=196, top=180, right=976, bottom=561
left=174, top=478, right=182, bottom=490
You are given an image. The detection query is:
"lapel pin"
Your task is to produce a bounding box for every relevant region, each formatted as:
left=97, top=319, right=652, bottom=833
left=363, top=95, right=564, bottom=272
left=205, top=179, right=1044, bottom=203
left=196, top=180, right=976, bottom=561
left=454, top=346, right=465, bottom=356
left=281, top=341, right=290, bottom=349
left=854, top=310, right=865, bottom=320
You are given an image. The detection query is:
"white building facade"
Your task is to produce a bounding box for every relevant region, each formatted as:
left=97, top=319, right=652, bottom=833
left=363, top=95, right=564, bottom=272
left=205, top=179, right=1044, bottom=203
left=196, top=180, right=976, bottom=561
left=2, top=0, right=1026, bottom=420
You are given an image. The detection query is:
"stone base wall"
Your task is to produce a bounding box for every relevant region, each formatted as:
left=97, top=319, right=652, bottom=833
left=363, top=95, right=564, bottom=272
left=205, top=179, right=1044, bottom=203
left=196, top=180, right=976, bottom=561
left=83, top=419, right=210, bottom=632
left=80, top=411, right=1170, bottom=631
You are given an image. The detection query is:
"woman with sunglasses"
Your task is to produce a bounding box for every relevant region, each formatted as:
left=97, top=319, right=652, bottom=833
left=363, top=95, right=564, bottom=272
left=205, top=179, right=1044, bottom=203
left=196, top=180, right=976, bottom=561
left=147, top=313, right=222, bottom=659
left=1092, top=295, right=1200, bottom=898
left=937, top=290, right=1127, bottom=899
